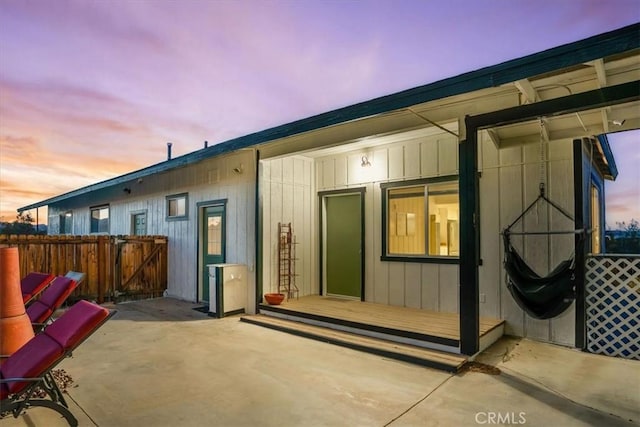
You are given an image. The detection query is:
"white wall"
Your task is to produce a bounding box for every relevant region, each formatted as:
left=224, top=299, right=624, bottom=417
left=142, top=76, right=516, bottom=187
left=260, top=156, right=315, bottom=297
left=314, top=130, right=460, bottom=311
left=479, top=132, right=575, bottom=346
left=46, top=127, right=578, bottom=346
left=48, top=150, right=257, bottom=305
left=265, top=127, right=577, bottom=347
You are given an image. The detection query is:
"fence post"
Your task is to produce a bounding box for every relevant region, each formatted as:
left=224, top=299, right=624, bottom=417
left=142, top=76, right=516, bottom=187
left=97, top=236, right=107, bottom=303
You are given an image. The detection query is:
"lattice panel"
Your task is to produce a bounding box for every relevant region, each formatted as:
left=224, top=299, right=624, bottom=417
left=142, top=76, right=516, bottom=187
left=586, top=255, right=640, bottom=360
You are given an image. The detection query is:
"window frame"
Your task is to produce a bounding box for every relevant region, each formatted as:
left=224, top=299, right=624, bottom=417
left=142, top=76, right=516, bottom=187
left=381, top=176, right=459, bottom=264
left=166, top=193, right=189, bottom=221
left=90, top=205, right=110, bottom=234
left=590, top=180, right=603, bottom=254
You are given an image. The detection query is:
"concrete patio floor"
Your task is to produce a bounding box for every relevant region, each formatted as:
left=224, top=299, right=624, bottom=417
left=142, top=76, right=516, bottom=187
left=2, top=297, right=638, bottom=427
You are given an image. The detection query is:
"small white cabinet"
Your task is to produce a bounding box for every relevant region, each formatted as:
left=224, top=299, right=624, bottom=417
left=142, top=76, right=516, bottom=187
left=207, top=264, right=248, bottom=318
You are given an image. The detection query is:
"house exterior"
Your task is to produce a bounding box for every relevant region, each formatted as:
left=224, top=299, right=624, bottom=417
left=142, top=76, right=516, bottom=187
left=20, top=24, right=640, bottom=356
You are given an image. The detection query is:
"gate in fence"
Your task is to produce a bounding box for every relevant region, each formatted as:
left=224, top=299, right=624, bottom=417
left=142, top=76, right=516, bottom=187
left=0, top=235, right=168, bottom=303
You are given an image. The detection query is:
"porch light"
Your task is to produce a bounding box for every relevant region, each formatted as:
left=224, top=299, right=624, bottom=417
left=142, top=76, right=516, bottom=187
left=361, top=155, right=371, bottom=167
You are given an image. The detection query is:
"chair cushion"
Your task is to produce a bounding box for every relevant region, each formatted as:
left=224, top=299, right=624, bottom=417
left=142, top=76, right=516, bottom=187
left=39, top=277, right=75, bottom=307
left=27, top=300, right=52, bottom=324
left=21, top=273, right=54, bottom=302
left=44, top=300, right=109, bottom=350
left=0, top=334, right=63, bottom=395
left=26, top=277, right=77, bottom=324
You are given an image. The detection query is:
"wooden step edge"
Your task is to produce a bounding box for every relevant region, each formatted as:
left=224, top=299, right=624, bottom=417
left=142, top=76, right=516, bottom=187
left=247, top=314, right=464, bottom=363
left=258, top=304, right=460, bottom=347
left=241, top=315, right=467, bottom=373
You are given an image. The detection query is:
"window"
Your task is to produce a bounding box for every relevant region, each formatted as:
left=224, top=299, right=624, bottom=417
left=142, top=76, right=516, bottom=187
left=591, top=184, right=601, bottom=254
left=382, top=178, right=459, bottom=261
left=90, top=206, right=109, bottom=234
left=60, top=211, right=73, bottom=234
left=166, top=193, right=188, bottom=220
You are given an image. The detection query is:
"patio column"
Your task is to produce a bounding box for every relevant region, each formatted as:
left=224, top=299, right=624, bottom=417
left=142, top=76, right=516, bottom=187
left=459, top=120, right=480, bottom=356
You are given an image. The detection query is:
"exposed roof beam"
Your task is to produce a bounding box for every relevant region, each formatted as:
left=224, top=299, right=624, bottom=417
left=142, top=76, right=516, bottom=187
left=588, top=59, right=611, bottom=132
left=588, top=59, right=608, bottom=87
left=601, top=108, right=611, bottom=133
left=466, top=80, right=640, bottom=130
left=514, top=78, right=538, bottom=104
left=486, top=128, right=501, bottom=147
left=540, top=118, right=550, bottom=142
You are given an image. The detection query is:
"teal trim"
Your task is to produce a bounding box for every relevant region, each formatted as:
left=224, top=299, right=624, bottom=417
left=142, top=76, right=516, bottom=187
left=380, top=175, right=460, bottom=261
left=165, top=193, right=189, bottom=221
left=380, top=256, right=459, bottom=264
left=596, top=134, right=618, bottom=179
left=196, top=198, right=228, bottom=208
left=380, top=175, right=458, bottom=190
left=19, top=24, right=639, bottom=212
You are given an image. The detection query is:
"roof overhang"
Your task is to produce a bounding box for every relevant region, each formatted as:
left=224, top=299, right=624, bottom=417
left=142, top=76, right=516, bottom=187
left=595, top=134, right=618, bottom=180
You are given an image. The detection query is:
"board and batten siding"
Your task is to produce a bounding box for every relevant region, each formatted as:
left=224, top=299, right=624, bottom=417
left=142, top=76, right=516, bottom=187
left=48, top=150, right=257, bottom=308
left=314, top=130, right=460, bottom=312
left=260, top=156, right=316, bottom=297
left=479, top=132, right=575, bottom=346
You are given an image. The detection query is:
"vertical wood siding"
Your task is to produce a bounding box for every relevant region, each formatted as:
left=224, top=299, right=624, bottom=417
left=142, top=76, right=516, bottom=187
left=260, top=157, right=315, bottom=297
left=48, top=150, right=256, bottom=305
left=313, top=130, right=460, bottom=311
left=479, top=132, right=575, bottom=346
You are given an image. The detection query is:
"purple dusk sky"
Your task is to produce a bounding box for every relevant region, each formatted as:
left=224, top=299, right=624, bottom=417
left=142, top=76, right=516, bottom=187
left=0, top=0, right=638, bottom=226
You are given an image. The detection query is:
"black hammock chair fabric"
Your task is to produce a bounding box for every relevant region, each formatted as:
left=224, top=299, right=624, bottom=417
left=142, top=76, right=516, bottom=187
left=502, top=184, right=577, bottom=320
left=503, top=233, right=575, bottom=319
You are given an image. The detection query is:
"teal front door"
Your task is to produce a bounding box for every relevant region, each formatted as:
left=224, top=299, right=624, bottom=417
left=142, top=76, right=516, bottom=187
left=323, top=193, right=363, bottom=299
left=201, top=205, right=225, bottom=302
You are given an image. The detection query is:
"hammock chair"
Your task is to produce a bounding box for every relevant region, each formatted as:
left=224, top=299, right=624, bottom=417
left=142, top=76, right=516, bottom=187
left=502, top=121, right=582, bottom=319
left=502, top=184, right=581, bottom=319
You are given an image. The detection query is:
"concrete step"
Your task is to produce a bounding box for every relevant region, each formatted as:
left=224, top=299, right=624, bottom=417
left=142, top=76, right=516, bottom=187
left=240, top=314, right=467, bottom=373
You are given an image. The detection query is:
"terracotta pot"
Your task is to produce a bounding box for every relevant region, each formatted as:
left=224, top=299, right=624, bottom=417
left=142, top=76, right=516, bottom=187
left=0, top=247, right=35, bottom=358
left=264, top=293, right=285, bottom=305
left=0, top=313, right=34, bottom=355
left=0, top=247, right=24, bottom=318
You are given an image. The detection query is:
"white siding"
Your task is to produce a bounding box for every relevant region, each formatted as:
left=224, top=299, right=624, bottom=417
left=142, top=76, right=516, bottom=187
left=48, top=150, right=257, bottom=307
left=479, top=131, right=575, bottom=346
left=314, top=129, right=460, bottom=312
left=260, top=156, right=316, bottom=297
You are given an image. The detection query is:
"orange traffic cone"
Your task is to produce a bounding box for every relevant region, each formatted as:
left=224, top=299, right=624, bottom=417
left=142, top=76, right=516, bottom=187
left=0, top=247, right=35, bottom=356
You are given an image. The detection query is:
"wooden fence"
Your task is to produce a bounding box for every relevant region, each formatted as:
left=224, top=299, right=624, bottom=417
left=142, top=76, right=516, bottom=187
left=0, top=235, right=168, bottom=303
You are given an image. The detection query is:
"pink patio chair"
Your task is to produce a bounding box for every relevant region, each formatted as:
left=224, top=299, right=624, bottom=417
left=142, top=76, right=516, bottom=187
left=1, top=300, right=114, bottom=426
left=27, top=276, right=79, bottom=332
left=21, top=272, right=55, bottom=305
